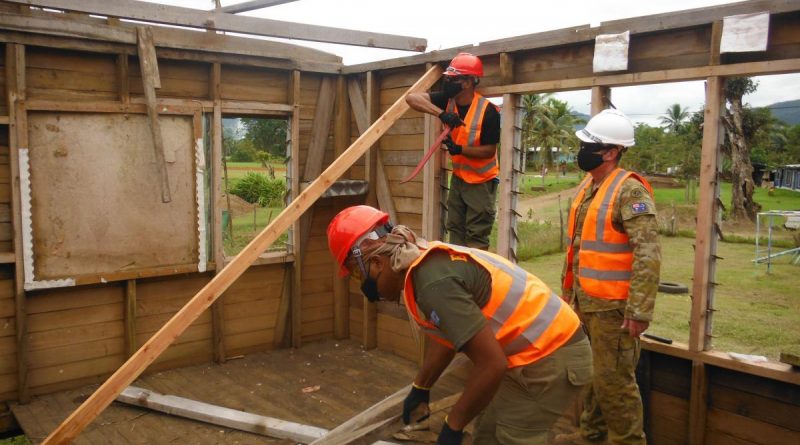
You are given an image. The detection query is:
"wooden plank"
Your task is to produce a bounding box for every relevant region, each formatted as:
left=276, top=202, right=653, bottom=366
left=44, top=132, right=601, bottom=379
left=124, top=280, right=136, bottom=358
left=364, top=72, right=380, bottom=208
left=591, top=86, right=611, bottom=116
left=39, top=64, right=441, bottom=444
left=688, top=361, right=709, bottom=445
left=217, top=0, right=299, bottom=14
left=115, top=53, right=129, bottom=103
left=706, top=407, right=800, bottom=444
left=496, top=93, right=518, bottom=259
left=6, top=0, right=427, bottom=52
left=480, top=58, right=800, bottom=96
left=210, top=62, right=226, bottom=365
left=290, top=70, right=302, bottom=349
left=499, top=52, right=514, bottom=84
left=689, top=76, right=723, bottom=352
left=347, top=78, right=397, bottom=222
left=334, top=75, right=351, bottom=177
left=273, top=264, right=292, bottom=347
left=7, top=43, right=29, bottom=404
left=136, top=26, right=171, bottom=203
left=709, top=20, right=723, bottom=66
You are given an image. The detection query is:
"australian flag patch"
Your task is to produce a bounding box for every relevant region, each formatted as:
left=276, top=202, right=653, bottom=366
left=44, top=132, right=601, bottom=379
left=631, top=202, right=649, bottom=214
left=430, top=310, right=440, bottom=327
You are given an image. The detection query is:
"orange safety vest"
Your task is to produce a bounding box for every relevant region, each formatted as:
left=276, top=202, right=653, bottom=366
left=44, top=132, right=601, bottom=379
left=404, top=242, right=580, bottom=368
left=446, top=93, right=499, bottom=184
left=563, top=168, right=654, bottom=300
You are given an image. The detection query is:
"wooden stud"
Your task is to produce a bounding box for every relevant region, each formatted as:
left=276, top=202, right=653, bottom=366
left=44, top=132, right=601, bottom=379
left=210, top=62, right=226, bottom=364
left=499, top=52, right=514, bottom=85
left=115, top=53, right=129, bottom=104
left=496, top=93, right=520, bottom=260
left=709, top=20, right=723, bottom=66
left=333, top=75, right=351, bottom=339
left=690, top=76, right=724, bottom=352
left=421, top=63, right=442, bottom=242
left=364, top=71, right=380, bottom=208
left=124, top=280, right=137, bottom=357
left=273, top=263, right=292, bottom=347
left=590, top=86, right=611, bottom=116
left=347, top=78, right=397, bottom=222
left=7, top=43, right=29, bottom=404
left=333, top=273, right=349, bottom=340
left=136, top=26, right=171, bottom=203
left=688, top=360, right=709, bottom=445
left=5, top=0, right=427, bottom=52
left=289, top=70, right=302, bottom=348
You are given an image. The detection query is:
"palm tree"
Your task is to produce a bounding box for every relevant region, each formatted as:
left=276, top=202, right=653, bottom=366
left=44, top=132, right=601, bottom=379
left=521, top=95, right=584, bottom=170
left=659, top=103, right=690, bottom=133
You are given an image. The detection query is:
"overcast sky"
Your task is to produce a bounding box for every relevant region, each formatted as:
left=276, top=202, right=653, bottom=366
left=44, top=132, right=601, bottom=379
left=150, top=0, right=799, bottom=126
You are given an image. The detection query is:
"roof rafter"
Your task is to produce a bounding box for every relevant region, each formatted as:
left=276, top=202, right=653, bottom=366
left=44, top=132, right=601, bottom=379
left=215, top=0, right=299, bottom=14
left=6, top=0, right=427, bottom=52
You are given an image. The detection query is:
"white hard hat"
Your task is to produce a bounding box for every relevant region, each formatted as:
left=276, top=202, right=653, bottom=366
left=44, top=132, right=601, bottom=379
left=575, top=108, right=635, bottom=147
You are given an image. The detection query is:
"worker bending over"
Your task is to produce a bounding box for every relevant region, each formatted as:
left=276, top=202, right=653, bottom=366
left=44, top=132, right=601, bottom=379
left=406, top=52, right=500, bottom=249
left=557, top=109, right=661, bottom=445
left=327, top=205, right=592, bottom=445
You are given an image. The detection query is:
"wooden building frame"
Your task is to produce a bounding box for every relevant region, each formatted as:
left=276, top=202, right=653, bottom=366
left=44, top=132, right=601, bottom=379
left=0, top=0, right=797, bottom=444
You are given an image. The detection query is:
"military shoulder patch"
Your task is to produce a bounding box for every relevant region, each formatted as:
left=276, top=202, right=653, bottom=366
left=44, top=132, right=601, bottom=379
left=631, top=188, right=643, bottom=198
left=631, top=202, right=649, bottom=214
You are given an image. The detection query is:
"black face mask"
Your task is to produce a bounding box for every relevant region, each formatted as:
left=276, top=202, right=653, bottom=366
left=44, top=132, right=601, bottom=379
left=360, top=264, right=381, bottom=302
left=442, top=81, right=463, bottom=98
left=577, top=146, right=605, bottom=172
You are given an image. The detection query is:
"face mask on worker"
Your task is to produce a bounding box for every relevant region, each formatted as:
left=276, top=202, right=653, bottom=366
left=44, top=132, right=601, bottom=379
left=360, top=264, right=381, bottom=302
left=442, top=79, right=464, bottom=98
left=577, top=143, right=608, bottom=172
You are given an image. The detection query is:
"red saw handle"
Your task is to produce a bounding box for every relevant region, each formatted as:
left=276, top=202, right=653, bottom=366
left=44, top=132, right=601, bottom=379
left=400, top=126, right=451, bottom=184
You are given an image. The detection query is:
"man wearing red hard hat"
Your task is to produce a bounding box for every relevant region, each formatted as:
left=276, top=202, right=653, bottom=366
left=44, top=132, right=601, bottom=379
left=407, top=53, right=500, bottom=250
left=327, top=205, right=592, bottom=445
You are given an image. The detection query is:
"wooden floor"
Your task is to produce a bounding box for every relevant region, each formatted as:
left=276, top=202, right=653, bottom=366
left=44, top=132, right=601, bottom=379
left=10, top=339, right=466, bottom=444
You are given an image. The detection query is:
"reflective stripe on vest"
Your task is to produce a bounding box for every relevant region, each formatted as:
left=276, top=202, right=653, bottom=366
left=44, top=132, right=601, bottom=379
left=404, top=242, right=580, bottom=368
left=446, top=94, right=499, bottom=184
left=562, top=168, right=653, bottom=300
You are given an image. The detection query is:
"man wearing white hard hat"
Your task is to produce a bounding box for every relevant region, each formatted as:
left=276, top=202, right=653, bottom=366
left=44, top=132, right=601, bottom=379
left=555, top=109, right=661, bottom=445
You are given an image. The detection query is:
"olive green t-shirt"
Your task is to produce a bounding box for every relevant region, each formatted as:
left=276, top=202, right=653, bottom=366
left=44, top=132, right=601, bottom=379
left=410, top=250, right=492, bottom=351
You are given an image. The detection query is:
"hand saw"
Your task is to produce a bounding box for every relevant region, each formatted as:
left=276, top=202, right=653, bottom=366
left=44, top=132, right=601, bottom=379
left=400, top=126, right=451, bottom=184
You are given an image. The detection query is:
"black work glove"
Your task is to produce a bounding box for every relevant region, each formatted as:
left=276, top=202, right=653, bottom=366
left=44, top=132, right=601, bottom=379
left=437, top=419, right=464, bottom=445
left=442, top=137, right=463, bottom=156
left=402, top=385, right=430, bottom=425
left=438, top=111, right=464, bottom=129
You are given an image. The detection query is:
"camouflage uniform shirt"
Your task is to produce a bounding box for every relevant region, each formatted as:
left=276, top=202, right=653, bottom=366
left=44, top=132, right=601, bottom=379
left=561, top=175, right=661, bottom=321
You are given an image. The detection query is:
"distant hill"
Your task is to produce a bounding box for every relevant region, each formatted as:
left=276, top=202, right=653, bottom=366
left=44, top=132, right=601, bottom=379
left=571, top=111, right=590, bottom=129
left=766, top=100, right=800, bottom=126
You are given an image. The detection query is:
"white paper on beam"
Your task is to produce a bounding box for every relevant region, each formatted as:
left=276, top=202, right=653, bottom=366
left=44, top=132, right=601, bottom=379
left=593, top=31, right=630, bottom=73
left=720, top=12, right=770, bottom=53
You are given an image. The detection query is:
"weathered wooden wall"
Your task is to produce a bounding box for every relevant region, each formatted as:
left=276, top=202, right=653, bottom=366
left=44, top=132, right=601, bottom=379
left=0, top=28, right=344, bottom=402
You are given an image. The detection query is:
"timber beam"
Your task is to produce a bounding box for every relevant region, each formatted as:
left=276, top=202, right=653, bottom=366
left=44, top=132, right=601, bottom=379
left=5, top=0, right=427, bottom=52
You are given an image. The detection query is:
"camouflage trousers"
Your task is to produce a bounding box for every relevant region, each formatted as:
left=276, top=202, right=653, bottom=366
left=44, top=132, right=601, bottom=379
left=446, top=174, right=497, bottom=249
left=472, top=334, right=592, bottom=445
left=579, top=309, right=646, bottom=445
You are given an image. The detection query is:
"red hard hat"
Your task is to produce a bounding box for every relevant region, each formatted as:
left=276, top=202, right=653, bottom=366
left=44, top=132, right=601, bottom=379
left=327, top=205, right=389, bottom=277
left=444, top=53, right=483, bottom=77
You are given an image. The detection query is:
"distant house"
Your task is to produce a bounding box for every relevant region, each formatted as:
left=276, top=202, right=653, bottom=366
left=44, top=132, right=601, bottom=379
left=525, top=146, right=575, bottom=165
left=774, top=164, right=800, bottom=191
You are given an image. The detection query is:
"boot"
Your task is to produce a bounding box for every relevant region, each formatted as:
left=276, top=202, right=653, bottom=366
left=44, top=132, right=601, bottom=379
left=552, top=431, right=607, bottom=445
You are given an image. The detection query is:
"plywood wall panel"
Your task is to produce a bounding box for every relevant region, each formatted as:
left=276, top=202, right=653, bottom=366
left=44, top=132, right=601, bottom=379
left=26, top=47, right=116, bottom=101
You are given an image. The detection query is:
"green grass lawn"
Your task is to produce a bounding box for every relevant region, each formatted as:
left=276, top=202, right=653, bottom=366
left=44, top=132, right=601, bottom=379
left=519, top=172, right=581, bottom=197
left=520, top=236, right=800, bottom=360
left=223, top=206, right=288, bottom=256
left=224, top=161, right=287, bottom=181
